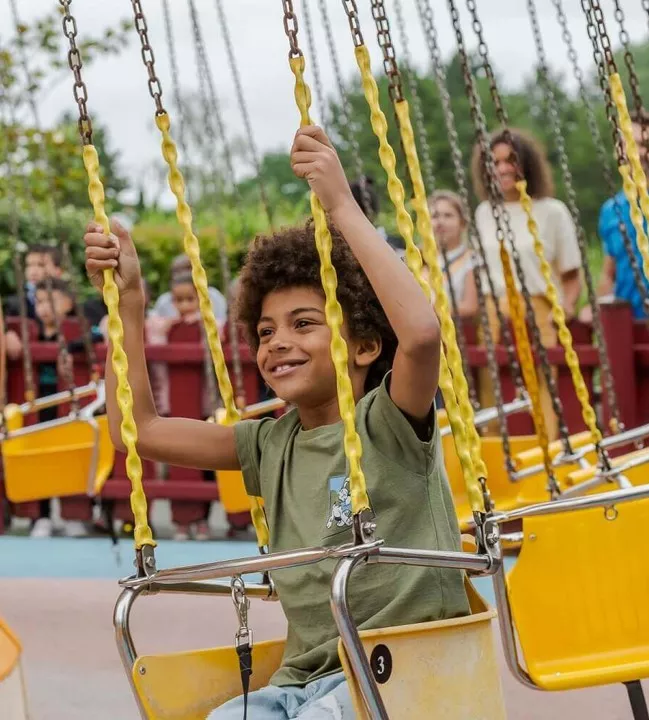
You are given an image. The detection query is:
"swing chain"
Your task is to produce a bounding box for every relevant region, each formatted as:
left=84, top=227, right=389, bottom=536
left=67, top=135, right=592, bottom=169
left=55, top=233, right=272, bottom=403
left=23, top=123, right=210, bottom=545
left=282, top=0, right=302, bottom=59
left=58, top=0, right=92, bottom=144
left=561, top=0, right=649, bottom=321
left=393, top=0, right=436, bottom=192
left=130, top=0, right=166, bottom=115
left=643, top=0, right=649, bottom=35
left=318, top=0, right=373, bottom=219
left=611, top=0, right=649, bottom=152
left=301, top=0, right=328, bottom=127
left=416, top=0, right=523, bottom=411
left=214, top=0, right=275, bottom=229
left=161, top=0, right=190, bottom=162
left=527, top=0, right=621, bottom=434
left=587, top=0, right=616, bottom=74
left=341, top=0, right=366, bottom=48
left=453, top=0, right=571, bottom=460
left=369, top=0, right=404, bottom=103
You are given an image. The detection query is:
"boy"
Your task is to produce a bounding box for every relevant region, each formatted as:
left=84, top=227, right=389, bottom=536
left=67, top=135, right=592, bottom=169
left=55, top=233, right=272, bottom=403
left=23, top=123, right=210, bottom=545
left=4, top=243, right=49, bottom=320
left=84, top=126, right=468, bottom=718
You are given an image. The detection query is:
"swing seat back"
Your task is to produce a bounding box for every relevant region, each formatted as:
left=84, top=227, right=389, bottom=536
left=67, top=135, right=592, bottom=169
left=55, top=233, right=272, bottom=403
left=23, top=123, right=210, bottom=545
left=507, top=496, right=649, bottom=691
left=339, top=579, right=506, bottom=719
left=443, top=433, right=540, bottom=529
left=216, top=469, right=250, bottom=515
left=565, top=447, right=649, bottom=491
left=132, top=638, right=286, bottom=720
left=2, top=405, right=114, bottom=503
left=0, top=618, right=28, bottom=720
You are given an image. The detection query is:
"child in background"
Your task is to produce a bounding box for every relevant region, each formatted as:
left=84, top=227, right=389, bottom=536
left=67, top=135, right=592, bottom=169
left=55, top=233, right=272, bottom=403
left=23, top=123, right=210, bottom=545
left=30, top=278, right=88, bottom=539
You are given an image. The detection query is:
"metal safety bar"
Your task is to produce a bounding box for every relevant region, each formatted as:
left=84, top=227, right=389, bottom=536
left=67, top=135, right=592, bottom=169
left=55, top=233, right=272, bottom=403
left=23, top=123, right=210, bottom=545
left=240, top=397, right=287, bottom=420
left=17, top=381, right=99, bottom=416
left=511, top=422, right=649, bottom=481
left=495, top=482, right=649, bottom=524
left=439, top=396, right=530, bottom=438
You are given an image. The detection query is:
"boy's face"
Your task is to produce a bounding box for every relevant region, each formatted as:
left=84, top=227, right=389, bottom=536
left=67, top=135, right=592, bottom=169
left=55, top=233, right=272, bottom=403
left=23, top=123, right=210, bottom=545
left=25, top=252, right=45, bottom=285
left=172, top=282, right=199, bottom=318
left=35, top=289, right=73, bottom=326
left=256, top=286, right=375, bottom=408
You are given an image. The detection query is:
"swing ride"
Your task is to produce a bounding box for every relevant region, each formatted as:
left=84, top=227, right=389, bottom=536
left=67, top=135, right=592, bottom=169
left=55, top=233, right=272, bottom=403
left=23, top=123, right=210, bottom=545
left=2, top=0, right=649, bottom=718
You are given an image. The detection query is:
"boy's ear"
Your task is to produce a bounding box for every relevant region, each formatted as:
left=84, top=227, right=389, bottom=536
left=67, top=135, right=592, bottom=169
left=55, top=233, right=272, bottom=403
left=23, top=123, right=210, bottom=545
left=353, top=335, right=382, bottom=368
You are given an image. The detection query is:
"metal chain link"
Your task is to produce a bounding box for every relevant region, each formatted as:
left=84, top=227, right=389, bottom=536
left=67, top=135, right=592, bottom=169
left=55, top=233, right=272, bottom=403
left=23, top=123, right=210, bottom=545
left=318, top=0, right=373, bottom=217
left=301, top=0, right=328, bottom=128
left=392, top=0, right=478, bottom=408
left=415, top=0, right=523, bottom=406
left=282, top=0, right=302, bottom=59
left=13, top=0, right=98, bottom=388
left=527, top=0, right=620, bottom=433
left=554, top=0, right=649, bottom=318
left=577, top=0, right=649, bottom=313
left=186, top=0, right=246, bottom=402
left=459, top=0, right=570, bottom=453
left=130, top=0, right=166, bottom=115
left=369, top=0, right=404, bottom=103
left=341, top=0, right=366, bottom=48
left=214, top=0, right=274, bottom=228
left=58, top=0, right=93, bottom=144
left=161, top=0, right=191, bottom=178
left=643, top=0, right=649, bottom=37
left=611, top=0, right=649, bottom=150
left=188, top=0, right=242, bottom=202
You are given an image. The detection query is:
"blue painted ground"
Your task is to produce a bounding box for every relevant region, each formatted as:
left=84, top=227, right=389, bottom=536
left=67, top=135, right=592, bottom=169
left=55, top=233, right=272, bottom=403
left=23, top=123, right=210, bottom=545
left=0, top=536, right=513, bottom=605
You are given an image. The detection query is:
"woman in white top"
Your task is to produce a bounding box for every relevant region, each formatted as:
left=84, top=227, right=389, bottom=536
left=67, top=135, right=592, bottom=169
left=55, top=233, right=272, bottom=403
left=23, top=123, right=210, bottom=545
left=470, top=128, right=582, bottom=439
left=428, top=189, right=478, bottom=320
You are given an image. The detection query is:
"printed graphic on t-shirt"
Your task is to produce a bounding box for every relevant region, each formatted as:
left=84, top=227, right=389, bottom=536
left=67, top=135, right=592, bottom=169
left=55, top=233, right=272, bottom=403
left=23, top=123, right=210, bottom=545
left=326, top=475, right=353, bottom=531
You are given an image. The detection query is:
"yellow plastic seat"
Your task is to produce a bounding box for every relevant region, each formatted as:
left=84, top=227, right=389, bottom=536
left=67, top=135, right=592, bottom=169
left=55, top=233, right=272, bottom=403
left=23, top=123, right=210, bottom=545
left=339, top=580, right=506, bottom=719
left=565, top=447, right=649, bottom=491
left=0, top=617, right=28, bottom=720
left=2, top=406, right=114, bottom=503
left=133, top=638, right=285, bottom=720
left=507, top=496, right=649, bottom=691
left=131, top=580, right=504, bottom=720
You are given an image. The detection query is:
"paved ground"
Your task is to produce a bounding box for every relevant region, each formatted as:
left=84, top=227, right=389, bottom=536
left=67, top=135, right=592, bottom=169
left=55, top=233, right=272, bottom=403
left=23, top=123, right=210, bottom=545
left=0, top=533, right=646, bottom=719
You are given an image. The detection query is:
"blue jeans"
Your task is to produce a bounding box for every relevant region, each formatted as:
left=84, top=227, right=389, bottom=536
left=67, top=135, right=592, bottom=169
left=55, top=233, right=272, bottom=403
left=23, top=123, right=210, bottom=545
left=207, top=671, right=353, bottom=719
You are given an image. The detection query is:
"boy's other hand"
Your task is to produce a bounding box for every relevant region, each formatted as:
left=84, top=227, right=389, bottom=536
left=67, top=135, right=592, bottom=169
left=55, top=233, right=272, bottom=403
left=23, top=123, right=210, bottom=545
left=290, top=126, right=354, bottom=216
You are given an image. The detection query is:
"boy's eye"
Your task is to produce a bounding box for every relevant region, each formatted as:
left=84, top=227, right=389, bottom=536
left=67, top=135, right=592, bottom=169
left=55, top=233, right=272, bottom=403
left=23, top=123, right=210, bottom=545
left=295, top=319, right=313, bottom=329
left=258, top=327, right=273, bottom=339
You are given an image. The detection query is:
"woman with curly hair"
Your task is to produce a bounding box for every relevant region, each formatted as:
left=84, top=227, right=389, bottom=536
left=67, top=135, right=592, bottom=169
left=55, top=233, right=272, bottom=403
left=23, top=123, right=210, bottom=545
left=471, top=128, right=581, bottom=439
left=84, top=125, right=468, bottom=719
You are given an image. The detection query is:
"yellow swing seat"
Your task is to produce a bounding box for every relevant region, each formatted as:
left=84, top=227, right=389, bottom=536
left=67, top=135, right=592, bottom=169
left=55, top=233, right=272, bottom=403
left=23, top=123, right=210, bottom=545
left=130, top=579, right=504, bottom=720
left=507, top=495, right=649, bottom=691
left=2, top=396, right=114, bottom=503
left=565, top=446, right=649, bottom=492
left=0, top=617, right=28, bottom=720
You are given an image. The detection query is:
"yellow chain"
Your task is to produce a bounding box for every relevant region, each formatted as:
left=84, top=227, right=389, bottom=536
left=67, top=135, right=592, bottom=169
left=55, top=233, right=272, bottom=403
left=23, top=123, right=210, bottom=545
left=289, top=55, right=369, bottom=515
left=354, top=45, right=483, bottom=512
left=499, top=243, right=553, bottom=478
left=395, top=99, right=488, bottom=486
left=155, top=113, right=239, bottom=427
left=610, top=74, right=649, bottom=283
left=82, top=145, right=154, bottom=550
left=517, top=180, right=602, bottom=446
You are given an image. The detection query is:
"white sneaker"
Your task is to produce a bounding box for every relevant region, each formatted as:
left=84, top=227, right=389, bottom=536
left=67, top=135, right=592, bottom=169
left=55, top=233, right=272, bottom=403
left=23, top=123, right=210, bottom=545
left=63, top=520, right=89, bottom=538
left=173, top=525, right=190, bottom=541
left=30, top=518, right=54, bottom=538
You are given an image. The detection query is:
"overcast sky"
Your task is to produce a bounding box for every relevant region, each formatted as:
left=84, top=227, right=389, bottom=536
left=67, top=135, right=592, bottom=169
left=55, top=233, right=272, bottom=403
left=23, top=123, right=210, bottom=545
left=2, top=0, right=648, bottom=204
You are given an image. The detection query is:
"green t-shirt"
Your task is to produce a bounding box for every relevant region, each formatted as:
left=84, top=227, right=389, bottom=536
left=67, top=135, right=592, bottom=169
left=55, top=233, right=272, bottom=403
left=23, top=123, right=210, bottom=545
left=234, top=374, right=470, bottom=687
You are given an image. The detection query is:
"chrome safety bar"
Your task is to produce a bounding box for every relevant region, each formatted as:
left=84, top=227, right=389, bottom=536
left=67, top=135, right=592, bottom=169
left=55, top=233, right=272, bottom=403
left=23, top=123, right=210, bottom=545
left=495, top=483, right=649, bottom=524
left=511, top=422, right=649, bottom=481
left=440, top=396, right=530, bottom=438
left=240, top=397, right=287, bottom=419
left=18, top=382, right=99, bottom=415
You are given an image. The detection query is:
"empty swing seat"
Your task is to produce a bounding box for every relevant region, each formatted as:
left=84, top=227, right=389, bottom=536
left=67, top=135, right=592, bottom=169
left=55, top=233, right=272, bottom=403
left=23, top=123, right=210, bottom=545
left=507, top=496, right=649, bottom=691
left=2, top=404, right=114, bottom=503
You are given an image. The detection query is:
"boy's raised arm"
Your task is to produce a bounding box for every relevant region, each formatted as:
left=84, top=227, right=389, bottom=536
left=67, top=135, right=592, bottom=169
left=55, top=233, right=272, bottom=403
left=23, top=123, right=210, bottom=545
left=290, top=126, right=440, bottom=421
